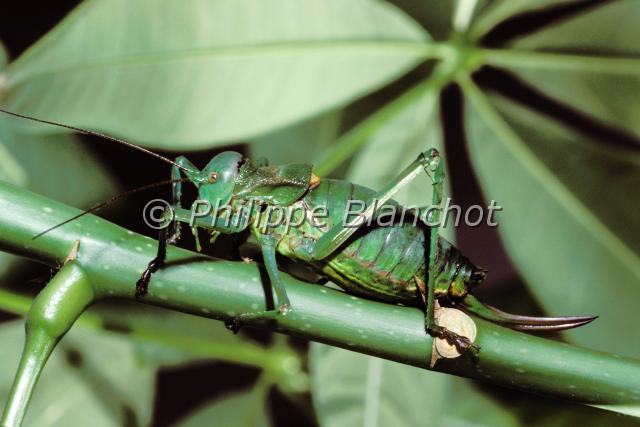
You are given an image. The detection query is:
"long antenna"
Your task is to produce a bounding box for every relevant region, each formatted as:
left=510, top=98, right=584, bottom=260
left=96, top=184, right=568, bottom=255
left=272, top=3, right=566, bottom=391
left=0, top=109, right=191, bottom=173
left=32, top=178, right=189, bottom=240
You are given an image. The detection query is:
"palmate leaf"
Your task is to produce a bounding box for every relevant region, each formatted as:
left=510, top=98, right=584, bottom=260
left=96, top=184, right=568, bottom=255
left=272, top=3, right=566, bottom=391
left=2, top=0, right=431, bottom=150
left=307, top=2, right=640, bottom=423
left=460, top=0, right=640, bottom=362
left=492, top=0, right=640, bottom=139
left=461, top=79, right=640, bottom=356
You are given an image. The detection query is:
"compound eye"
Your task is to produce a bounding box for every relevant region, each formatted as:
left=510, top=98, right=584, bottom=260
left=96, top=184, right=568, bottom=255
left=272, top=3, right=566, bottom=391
left=208, top=171, right=219, bottom=184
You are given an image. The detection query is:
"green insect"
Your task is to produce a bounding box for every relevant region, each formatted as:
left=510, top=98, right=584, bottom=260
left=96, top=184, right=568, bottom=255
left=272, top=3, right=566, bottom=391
left=1, top=109, right=597, bottom=353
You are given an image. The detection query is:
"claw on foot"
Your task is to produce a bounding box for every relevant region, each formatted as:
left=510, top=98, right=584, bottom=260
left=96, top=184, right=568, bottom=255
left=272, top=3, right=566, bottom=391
left=279, top=303, right=291, bottom=316
left=225, top=318, right=243, bottom=334
left=135, top=278, right=148, bottom=298
left=431, top=326, right=479, bottom=353
left=429, top=307, right=479, bottom=365
left=136, top=258, right=163, bottom=298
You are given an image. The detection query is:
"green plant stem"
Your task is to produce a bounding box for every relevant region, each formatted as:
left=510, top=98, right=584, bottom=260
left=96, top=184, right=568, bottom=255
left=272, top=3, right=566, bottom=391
left=0, top=289, right=31, bottom=315
left=2, top=328, right=56, bottom=427
left=0, top=182, right=639, bottom=418
left=1, top=260, right=93, bottom=427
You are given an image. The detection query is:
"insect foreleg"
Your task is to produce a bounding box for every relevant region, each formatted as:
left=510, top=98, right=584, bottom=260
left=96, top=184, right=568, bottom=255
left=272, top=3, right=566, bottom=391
left=136, top=156, right=197, bottom=297
left=136, top=205, right=247, bottom=297
left=225, top=233, right=291, bottom=333
left=136, top=219, right=169, bottom=297
left=167, top=156, right=197, bottom=243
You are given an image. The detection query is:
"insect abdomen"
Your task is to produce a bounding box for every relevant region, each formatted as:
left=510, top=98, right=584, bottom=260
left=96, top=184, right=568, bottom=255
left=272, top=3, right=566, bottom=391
left=295, top=179, right=428, bottom=304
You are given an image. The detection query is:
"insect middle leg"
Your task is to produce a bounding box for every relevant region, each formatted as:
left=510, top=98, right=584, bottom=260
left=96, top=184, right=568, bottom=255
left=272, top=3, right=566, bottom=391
left=308, top=148, right=477, bottom=352
left=144, top=203, right=292, bottom=331
left=224, top=233, right=292, bottom=333
left=137, top=200, right=249, bottom=297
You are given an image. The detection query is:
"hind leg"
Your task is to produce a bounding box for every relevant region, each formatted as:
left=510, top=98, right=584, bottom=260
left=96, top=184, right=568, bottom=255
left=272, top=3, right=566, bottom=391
left=308, top=148, right=477, bottom=353
left=417, top=151, right=479, bottom=354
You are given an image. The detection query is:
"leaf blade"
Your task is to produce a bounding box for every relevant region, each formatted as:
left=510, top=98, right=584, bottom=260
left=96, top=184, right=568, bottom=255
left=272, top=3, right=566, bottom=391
left=461, top=76, right=640, bottom=355
left=4, top=0, right=432, bottom=149
left=495, top=0, right=640, bottom=139
left=309, top=343, right=448, bottom=427
left=175, top=383, right=270, bottom=427
left=0, top=117, right=115, bottom=276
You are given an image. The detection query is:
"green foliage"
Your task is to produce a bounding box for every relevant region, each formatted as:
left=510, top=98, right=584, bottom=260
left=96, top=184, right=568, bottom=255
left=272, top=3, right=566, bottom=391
left=0, top=122, right=114, bottom=206
left=464, top=93, right=640, bottom=355
left=1, top=0, right=639, bottom=425
left=310, top=344, right=449, bottom=426
left=175, top=382, right=270, bottom=427
left=250, top=112, right=341, bottom=166
left=310, top=343, right=520, bottom=427
left=506, top=0, right=640, bottom=137
left=2, top=0, right=429, bottom=149
left=0, top=321, right=155, bottom=426
left=0, top=117, right=114, bottom=276
left=346, top=91, right=448, bottom=222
